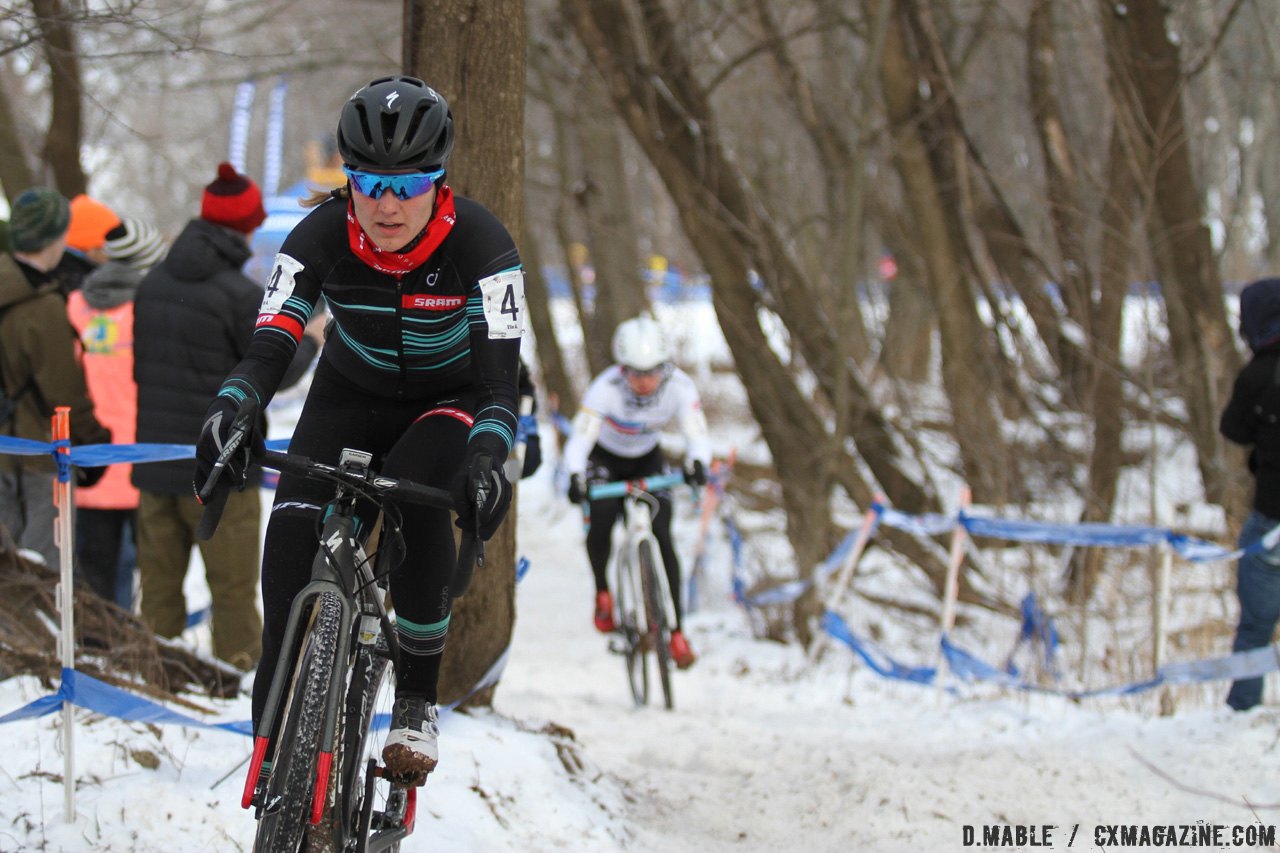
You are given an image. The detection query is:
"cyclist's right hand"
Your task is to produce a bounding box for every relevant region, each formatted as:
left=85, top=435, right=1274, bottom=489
left=567, top=473, right=587, bottom=505
left=193, top=393, right=262, bottom=503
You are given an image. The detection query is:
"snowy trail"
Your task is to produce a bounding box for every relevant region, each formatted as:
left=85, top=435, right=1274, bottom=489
left=5, top=472, right=1280, bottom=851
left=500, top=480, right=1280, bottom=852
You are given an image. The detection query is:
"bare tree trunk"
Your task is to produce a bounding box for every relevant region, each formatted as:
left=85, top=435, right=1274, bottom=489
left=1027, top=0, right=1093, bottom=404
left=572, top=76, right=648, bottom=341
left=409, top=0, right=525, bottom=710
left=878, top=0, right=1014, bottom=505
left=1100, top=0, right=1239, bottom=512
left=1070, top=120, right=1140, bottom=602
left=0, top=73, right=36, bottom=199
left=520, top=218, right=578, bottom=417
left=31, top=0, right=86, bottom=197
left=752, top=0, right=874, bottom=368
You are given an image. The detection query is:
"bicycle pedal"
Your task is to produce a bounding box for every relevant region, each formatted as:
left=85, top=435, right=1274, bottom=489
left=374, top=762, right=430, bottom=789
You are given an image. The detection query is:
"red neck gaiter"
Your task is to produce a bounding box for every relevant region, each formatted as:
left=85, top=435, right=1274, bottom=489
left=346, top=186, right=457, bottom=275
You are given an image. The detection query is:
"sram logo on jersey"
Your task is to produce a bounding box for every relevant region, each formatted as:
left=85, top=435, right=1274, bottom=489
left=403, top=294, right=465, bottom=311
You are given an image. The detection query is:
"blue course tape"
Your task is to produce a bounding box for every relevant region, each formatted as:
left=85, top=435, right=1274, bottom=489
left=0, top=668, right=251, bottom=735
left=0, top=548, right=531, bottom=735
left=0, top=436, right=293, bottom=468
left=822, top=611, right=936, bottom=685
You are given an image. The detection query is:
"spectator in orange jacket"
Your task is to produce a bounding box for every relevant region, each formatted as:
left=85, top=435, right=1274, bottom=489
left=67, top=218, right=167, bottom=607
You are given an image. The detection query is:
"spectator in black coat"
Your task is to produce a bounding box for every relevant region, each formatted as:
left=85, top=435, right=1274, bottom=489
left=1221, top=277, right=1280, bottom=710
left=132, top=162, right=322, bottom=669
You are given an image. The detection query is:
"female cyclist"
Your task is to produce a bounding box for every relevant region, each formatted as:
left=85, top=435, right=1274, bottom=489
left=194, top=75, right=525, bottom=784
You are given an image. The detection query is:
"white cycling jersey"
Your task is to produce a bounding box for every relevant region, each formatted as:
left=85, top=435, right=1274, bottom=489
left=562, top=364, right=711, bottom=476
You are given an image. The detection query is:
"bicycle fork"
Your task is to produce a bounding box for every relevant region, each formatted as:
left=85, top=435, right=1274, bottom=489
left=242, top=513, right=362, bottom=823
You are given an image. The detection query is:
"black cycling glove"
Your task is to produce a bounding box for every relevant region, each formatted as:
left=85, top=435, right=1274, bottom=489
left=451, top=448, right=512, bottom=541
left=684, top=459, right=707, bottom=487
left=567, top=473, right=587, bottom=505
left=193, top=394, right=261, bottom=502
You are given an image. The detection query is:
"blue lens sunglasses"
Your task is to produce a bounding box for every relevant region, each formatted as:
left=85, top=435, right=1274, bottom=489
left=342, top=166, right=445, bottom=200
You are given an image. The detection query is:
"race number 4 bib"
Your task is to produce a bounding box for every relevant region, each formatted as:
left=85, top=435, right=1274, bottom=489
left=478, top=268, right=526, bottom=340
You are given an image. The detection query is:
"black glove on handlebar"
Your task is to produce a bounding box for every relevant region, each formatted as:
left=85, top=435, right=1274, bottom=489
left=685, top=459, right=707, bottom=487
left=451, top=448, right=511, bottom=541
left=193, top=394, right=262, bottom=503
left=567, top=473, right=587, bottom=505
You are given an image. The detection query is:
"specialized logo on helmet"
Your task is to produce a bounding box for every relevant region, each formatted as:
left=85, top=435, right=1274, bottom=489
left=386, top=91, right=400, bottom=108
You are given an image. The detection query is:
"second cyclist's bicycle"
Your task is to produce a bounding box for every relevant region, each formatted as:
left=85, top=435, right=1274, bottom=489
left=588, top=471, right=689, bottom=711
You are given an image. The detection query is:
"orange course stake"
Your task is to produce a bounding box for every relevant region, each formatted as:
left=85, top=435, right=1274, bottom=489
left=52, top=406, right=77, bottom=822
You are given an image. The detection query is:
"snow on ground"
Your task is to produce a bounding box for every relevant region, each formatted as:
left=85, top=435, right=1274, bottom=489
left=3, top=297, right=1280, bottom=851
left=3, top=460, right=1279, bottom=852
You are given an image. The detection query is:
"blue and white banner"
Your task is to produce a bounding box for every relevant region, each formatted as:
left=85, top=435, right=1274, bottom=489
left=262, top=76, right=287, bottom=197
left=228, top=80, right=256, bottom=174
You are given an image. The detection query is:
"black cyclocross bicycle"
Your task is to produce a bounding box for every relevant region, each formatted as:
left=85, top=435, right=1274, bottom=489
left=197, top=404, right=483, bottom=853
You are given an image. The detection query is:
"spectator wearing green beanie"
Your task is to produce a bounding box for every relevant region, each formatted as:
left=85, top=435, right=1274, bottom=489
left=0, top=185, right=110, bottom=569
left=9, top=187, right=71, bottom=259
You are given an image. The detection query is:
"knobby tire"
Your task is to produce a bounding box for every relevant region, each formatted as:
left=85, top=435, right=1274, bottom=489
left=639, top=540, right=674, bottom=711
left=254, top=591, right=343, bottom=853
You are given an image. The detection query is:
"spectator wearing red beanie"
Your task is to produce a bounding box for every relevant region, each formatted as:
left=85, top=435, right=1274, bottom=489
left=132, top=158, right=317, bottom=669
left=201, top=162, right=267, bottom=235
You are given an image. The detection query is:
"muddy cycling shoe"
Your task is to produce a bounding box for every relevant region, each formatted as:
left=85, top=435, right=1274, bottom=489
left=382, top=696, right=439, bottom=786
left=669, top=630, right=697, bottom=670
left=594, top=590, right=616, bottom=633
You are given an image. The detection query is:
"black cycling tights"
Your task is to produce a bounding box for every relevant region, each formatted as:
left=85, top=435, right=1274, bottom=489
left=253, top=360, right=473, bottom=725
left=584, top=445, right=684, bottom=630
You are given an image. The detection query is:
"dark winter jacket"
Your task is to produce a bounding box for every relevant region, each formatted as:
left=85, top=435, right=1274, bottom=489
left=0, top=253, right=111, bottom=471
left=1221, top=344, right=1280, bottom=519
left=132, top=219, right=317, bottom=495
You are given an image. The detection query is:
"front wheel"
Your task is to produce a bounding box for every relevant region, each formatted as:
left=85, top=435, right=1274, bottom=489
left=639, top=541, right=674, bottom=711
left=616, top=553, right=649, bottom=707
left=254, top=592, right=343, bottom=852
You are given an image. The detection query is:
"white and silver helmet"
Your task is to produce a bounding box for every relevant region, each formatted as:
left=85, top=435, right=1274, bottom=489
left=611, top=316, right=669, bottom=372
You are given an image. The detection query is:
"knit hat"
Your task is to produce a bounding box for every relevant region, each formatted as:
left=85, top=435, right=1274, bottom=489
left=9, top=187, right=71, bottom=253
left=201, top=162, right=266, bottom=234
left=105, top=218, right=167, bottom=271
left=66, top=194, right=122, bottom=252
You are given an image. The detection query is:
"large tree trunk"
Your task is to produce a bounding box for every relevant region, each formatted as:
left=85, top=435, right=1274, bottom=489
left=408, top=0, right=525, bottom=710
left=1100, top=0, right=1239, bottom=512
left=572, top=76, right=648, bottom=342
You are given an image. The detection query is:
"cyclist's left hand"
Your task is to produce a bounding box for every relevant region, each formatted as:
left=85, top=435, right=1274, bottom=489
left=684, top=459, right=707, bottom=487
left=452, top=448, right=512, bottom=540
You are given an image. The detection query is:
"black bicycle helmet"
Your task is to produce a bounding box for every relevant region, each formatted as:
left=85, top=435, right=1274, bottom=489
left=336, top=75, right=455, bottom=171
